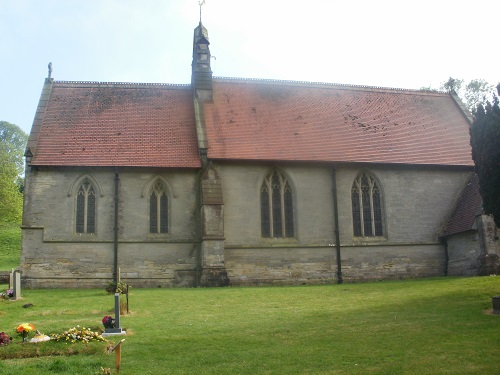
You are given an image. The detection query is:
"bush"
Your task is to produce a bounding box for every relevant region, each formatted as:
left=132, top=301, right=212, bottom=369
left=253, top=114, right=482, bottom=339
left=105, top=282, right=128, bottom=295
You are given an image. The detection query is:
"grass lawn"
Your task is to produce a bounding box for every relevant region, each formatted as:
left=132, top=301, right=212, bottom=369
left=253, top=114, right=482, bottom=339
left=0, top=222, right=21, bottom=270
left=0, top=277, right=499, bottom=374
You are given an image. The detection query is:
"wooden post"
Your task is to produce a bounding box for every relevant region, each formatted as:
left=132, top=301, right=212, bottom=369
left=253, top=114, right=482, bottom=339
left=110, top=339, right=125, bottom=374
left=126, top=284, right=129, bottom=314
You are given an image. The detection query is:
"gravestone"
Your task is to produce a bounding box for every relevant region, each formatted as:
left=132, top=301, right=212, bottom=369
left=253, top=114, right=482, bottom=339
left=9, top=269, right=14, bottom=289
left=102, top=293, right=126, bottom=336
left=493, top=296, right=500, bottom=314
left=13, top=271, right=21, bottom=300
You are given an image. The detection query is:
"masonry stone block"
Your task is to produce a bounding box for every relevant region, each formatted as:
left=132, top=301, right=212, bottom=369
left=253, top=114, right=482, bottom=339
left=21, top=160, right=483, bottom=287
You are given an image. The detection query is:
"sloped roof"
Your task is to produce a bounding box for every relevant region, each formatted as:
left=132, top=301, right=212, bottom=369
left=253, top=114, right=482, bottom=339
left=441, top=173, right=482, bottom=237
left=30, top=81, right=201, bottom=168
left=29, top=77, right=474, bottom=168
left=203, top=78, right=474, bottom=166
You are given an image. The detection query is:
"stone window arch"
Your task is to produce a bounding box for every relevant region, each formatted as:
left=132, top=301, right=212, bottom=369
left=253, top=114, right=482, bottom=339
left=76, top=178, right=96, bottom=234
left=260, top=169, right=294, bottom=238
left=148, top=177, right=170, bottom=234
left=351, top=170, right=383, bottom=237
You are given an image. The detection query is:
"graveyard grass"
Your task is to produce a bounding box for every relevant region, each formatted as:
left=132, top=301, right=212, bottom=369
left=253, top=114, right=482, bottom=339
left=0, top=277, right=499, bottom=374
left=0, top=222, right=21, bottom=270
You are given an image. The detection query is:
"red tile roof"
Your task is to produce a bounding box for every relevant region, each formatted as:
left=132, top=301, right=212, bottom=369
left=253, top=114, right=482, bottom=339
left=30, top=77, right=474, bottom=168
left=30, top=81, right=201, bottom=168
left=441, top=173, right=482, bottom=237
left=203, top=78, right=474, bottom=166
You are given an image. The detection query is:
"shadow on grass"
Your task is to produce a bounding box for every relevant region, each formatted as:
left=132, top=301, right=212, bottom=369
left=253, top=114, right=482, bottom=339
left=0, top=340, right=105, bottom=360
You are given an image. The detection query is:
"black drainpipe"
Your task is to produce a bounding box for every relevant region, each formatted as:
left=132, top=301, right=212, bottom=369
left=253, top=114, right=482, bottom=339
left=332, top=167, right=343, bottom=284
left=113, top=169, right=119, bottom=284
left=441, top=237, right=449, bottom=276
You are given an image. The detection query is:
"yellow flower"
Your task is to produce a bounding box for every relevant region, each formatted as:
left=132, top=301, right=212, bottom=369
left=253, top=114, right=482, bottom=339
left=16, top=323, right=35, bottom=333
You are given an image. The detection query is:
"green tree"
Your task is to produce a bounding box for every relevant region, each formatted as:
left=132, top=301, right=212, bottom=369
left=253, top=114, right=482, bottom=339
left=464, top=79, right=495, bottom=114
left=0, top=149, right=23, bottom=222
left=469, top=84, right=500, bottom=227
left=0, top=121, right=27, bottom=223
left=440, top=77, right=494, bottom=113
left=0, top=121, right=28, bottom=177
left=441, top=77, right=464, bottom=94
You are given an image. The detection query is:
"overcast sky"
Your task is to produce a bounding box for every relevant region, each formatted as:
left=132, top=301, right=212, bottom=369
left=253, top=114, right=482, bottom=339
left=1, top=0, right=499, bottom=135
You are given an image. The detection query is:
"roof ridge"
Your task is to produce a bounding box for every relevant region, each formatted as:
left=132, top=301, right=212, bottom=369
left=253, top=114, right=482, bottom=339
left=213, top=76, right=448, bottom=95
left=54, top=80, right=190, bottom=88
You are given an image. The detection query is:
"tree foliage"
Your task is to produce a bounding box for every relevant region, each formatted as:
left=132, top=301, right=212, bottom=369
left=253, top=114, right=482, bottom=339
left=439, top=77, right=495, bottom=114
left=441, top=77, right=464, bottom=94
left=0, top=121, right=28, bottom=177
left=0, top=148, right=23, bottom=222
left=0, top=121, right=27, bottom=223
left=464, top=79, right=495, bottom=115
left=469, top=85, right=500, bottom=227
left=437, top=78, right=500, bottom=226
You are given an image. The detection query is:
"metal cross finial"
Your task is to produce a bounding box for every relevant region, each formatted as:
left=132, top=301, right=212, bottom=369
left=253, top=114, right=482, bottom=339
left=48, top=62, right=53, bottom=79
left=199, top=0, right=205, bottom=22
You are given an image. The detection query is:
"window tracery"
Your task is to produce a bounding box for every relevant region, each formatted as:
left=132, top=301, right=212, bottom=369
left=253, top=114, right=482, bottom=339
left=150, top=179, right=168, bottom=234
left=351, top=171, right=383, bottom=237
left=76, top=179, right=96, bottom=234
left=261, top=170, right=294, bottom=238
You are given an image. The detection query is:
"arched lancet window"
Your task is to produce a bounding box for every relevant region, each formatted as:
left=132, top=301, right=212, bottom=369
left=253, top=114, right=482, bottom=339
left=150, top=179, right=168, bottom=234
left=76, top=179, right=96, bottom=234
left=351, top=171, right=383, bottom=237
left=261, top=170, right=294, bottom=238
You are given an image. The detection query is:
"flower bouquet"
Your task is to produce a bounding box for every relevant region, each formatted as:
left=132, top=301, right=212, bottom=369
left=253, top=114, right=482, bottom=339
left=102, top=316, right=115, bottom=329
left=30, top=330, right=51, bottom=343
left=51, top=325, right=106, bottom=343
left=1, top=289, right=14, bottom=300
left=0, top=332, right=13, bottom=345
left=16, top=323, right=35, bottom=342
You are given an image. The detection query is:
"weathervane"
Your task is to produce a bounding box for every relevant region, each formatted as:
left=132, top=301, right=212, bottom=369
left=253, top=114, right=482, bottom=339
left=199, top=0, right=205, bottom=22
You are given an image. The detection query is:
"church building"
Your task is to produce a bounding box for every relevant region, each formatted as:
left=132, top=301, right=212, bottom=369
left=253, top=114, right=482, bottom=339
left=20, top=22, right=499, bottom=288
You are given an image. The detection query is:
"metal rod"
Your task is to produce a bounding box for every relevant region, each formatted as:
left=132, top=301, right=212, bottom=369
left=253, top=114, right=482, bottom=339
left=332, top=167, right=343, bottom=284
left=113, top=170, right=119, bottom=284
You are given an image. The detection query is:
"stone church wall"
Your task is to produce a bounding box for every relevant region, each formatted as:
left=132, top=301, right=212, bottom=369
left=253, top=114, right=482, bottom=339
left=446, top=215, right=500, bottom=277
left=220, top=163, right=469, bottom=284
left=225, top=244, right=445, bottom=285
left=21, top=162, right=473, bottom=287
left=446, top=231, right=483, bottom=276
left=21, top=167, right=201, bottom=288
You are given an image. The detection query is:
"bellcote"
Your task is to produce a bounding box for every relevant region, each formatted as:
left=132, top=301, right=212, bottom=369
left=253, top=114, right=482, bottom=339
left=192, top=22, right=213, bottom=101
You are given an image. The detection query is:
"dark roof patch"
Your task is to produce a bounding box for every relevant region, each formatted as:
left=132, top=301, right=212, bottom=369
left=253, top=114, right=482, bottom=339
left=441, top=173, right=483, bottom=237
left=203, top=78, right=474, bottom=166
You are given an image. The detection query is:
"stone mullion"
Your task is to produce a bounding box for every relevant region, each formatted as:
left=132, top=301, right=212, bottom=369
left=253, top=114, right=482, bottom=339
left=83, top=192, right=88, bottom=234
left=280, top=175, right=286, bottom=236
left=357, top=178, right=364, bottom=237
left=267, top=177, right=273, bottom=237
left=156, top=192, right=161, bottom=234
left=369, top=178, right=375, bottom=236
left=82, top=184, right=91, bottom=234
